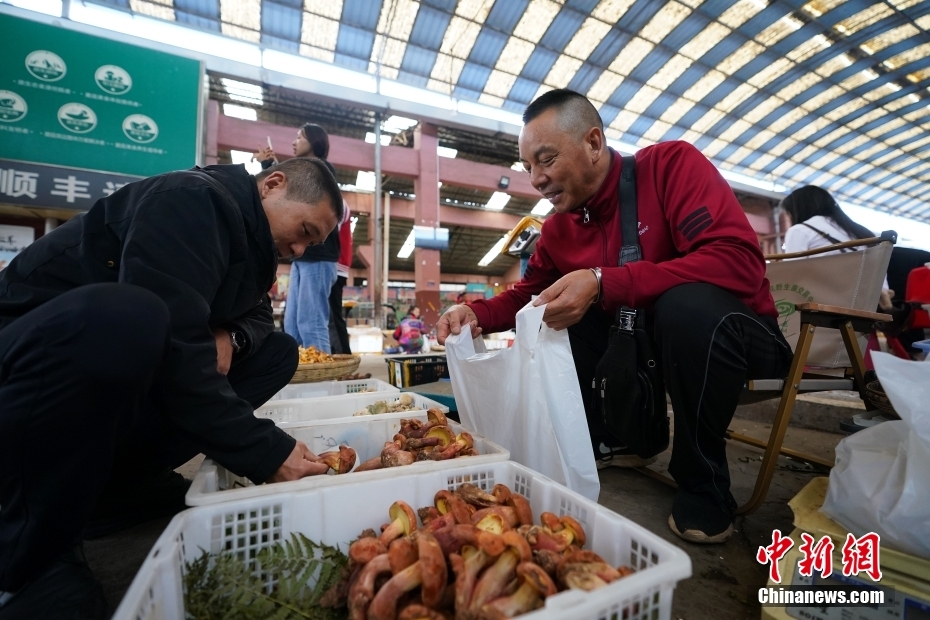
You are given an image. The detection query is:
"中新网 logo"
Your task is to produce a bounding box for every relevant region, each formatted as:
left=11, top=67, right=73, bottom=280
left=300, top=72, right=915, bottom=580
left=122, top=114, right=158, bottom=143
left=0, top=91, right=27, bottom=122
left=95, top=65, right=132, bottom=95
left=58, top=103, right=97, bottom=133
left=25, top=50, right=66, bottom=82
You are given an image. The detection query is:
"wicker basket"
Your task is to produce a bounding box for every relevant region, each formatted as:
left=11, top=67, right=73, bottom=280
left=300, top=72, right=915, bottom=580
left=865, top=379, right=898, bottom=416
left=291, top=354, right=361, bottom=383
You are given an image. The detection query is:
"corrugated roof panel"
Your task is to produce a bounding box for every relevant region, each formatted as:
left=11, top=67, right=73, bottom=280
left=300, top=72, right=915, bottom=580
left=408, top=6, right=452, bottom=48
left=539, top=6, right=587, bottom=49
left=261, top=0, right=300, bottom=41
left=400, top=45, right=440, bottom=78
left=340, top=0, right=381, bottom=29
left=467, top=28, right=510, bottom=66
left=220, top=0, right=261, bottom=41
left=176, top=0, right=217, bottom=18
left=177, top=10, right=219, bottom=30
left=334, top=24, right=375, bottom=65
left=862, top=23, right=921, bottom=54
left=835, top=4, right=895, bottom=36
left=129, top=0, right=176, bottom=20
left=485, top=0, right=531, bottom=32
left=457, top=62, right=493, bottom=92
left=567, top=61, right=608, bottom=93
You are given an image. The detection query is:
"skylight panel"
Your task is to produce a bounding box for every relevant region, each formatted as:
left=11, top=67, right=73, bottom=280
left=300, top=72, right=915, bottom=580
left=625, top=85, right=663, bottom=113
left=847, top=107, right=887, bottom=129
left=906, top=68, right=930, bottom=83
left=130, top=0, right=175, bottom=20
left=776, top=73, right=823, bottom=102
left=901, top=135, right=930, bottom=151
left=658, top=98, right=695, bottom=125
left=802, top=0, right=845, bottom=19
left=485, top=69, right=517, bottom=98
left=647, top=54, right=694, bottom=90
left=717, top=83, right=757, bottom=112
left=788, top=34, right=833, bottom=64
left=371, top=0, right=419, bottom=72
left=301, top=13, right=339, bottom=56
left=885, top=126, right=922, bottom=145
left=701, top=138, right=730, bottom=159
left=607, top=37, right=655, bottom=76
left=833, top=134, right=871, bottom=155
left=862, top=82, right=902, bottom=102
left=839, top=70, right=878, bottom=91
left=768, top=108, right=808, bottom=134
left=587, top=71, right=624, bottom=103
left=718, top=0, right=766, bottom=29
left=744, top=128, right=778, bottom=149
left=903, top=106, right=930, bottom=123
left=814, top=52, right=853, bottom=77
left=748, top=153, right=777, bottom=170
left=681, top=70, right=727, bottom=102
left=861, top=24, right=919, bottom=55
left=304, top=0, right=343, bottom=20
left=679, top=22, right=731, bottom=61
left=793, top=116, right=832, bottom=141
left=691, top=108, right=726, bottom=133
left=609, top=110, right=640, bottom=133
left=565, top=17, right=613, bottom=60
left=755, top=15, right=803, bottom=47
left=746, top=57, right=793, bottom=88
left=643, top=120, right=673, bottom=142
left=592, top=0, right=637, bottom=23
left=824, top=98, right=868, bottom=121
left=718, top=118, right=752, bottom=142
left=641, top=2, right=692, bottom=43
left=717, top=40, right=765, bottom=75
left=725, top=145, right=754, bottom=164
left=542, top=55, right=583, bottom=87
left=495, top=38, right=537, bottom=76
left=221, top=0, right=260, bottom=42
left=515, top=0, right=562, bottom=41
left=800, top=85, right=845, bottom=113
left=478, top=93, right=505, bottom=107
left=835, top=4, right=894, bottom=36
left=813, top=126, right=851, bottom=147
left=885, top=43, right=930, bottom=70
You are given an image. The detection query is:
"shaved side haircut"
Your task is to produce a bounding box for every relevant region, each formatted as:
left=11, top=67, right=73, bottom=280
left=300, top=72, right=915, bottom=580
left=522, top=88, right=604, bottom=139
left=255, top=157, right=344, bottom=221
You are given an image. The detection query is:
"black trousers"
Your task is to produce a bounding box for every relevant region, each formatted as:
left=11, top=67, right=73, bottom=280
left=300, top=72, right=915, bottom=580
left=328, top=275, right=351, bottom=355
left=0, top=283, right=296, bottom=592
left=569, top=283, right=792, bottom=506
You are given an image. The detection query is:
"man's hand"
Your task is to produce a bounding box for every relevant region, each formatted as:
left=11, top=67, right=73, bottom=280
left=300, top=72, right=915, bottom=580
left=213, top=328, right=233, bottom=375
left=267, top=441, right=330, bottom=483
left=436, top=304, right=482, bottom=345
left=252, top=146, right=276, bottom=164
left=533, top=269, right=599, bottom=330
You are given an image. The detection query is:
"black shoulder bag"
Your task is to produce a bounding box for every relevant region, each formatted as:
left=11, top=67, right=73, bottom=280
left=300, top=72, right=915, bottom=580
left=593, top=156, right=670, bottom=458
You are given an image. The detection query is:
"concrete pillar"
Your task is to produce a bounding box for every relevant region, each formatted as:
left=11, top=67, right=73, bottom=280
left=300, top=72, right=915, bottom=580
left=413, top=123, right=442, bottom=328
left=44, top=218, right=59, bottom=235
left=205, top=99, right=219, bottom=166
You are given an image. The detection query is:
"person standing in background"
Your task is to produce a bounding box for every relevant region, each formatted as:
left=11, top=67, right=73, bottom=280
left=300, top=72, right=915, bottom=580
left=259, top=124, right=341, bottom=351
left=329, top=206, right=353, bottom=354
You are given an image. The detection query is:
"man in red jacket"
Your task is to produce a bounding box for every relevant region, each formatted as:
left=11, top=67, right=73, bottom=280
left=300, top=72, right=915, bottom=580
left=438, top=89, right=791, bottom=544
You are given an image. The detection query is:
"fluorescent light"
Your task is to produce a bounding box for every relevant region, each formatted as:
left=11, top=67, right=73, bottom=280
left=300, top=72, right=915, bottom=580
left=355, top=171, right=376, bottom=192
left=221, top=78, right=263, bottom=106
left=478, top=236, right=509, bottom=266
left=230, top=149, right=263, bottom=174
left=438, top=146, right=458, bottom=158
left=456, top=101, right=523, bottom=127
left=223, top=103, right=257, bottom=120
left=262, top=49, right=377, bottom=93
left=531, top=199, right=553, bottom=216
left=365, top=132, right=392, bottom=146
left=350, top=216, right=358, bottom=234
left=511, top=162, right=525, bottom=171
left=383, top=115, right=418, bottom=133
left=484, top=192, right=511, bottom=210
left=70, top=2, right=262, bottom=66
left=397, top=230, right=415, bottom=258
left=380, top=79, right=456, bottom=110
left=6, top=0, right=61, bottom=16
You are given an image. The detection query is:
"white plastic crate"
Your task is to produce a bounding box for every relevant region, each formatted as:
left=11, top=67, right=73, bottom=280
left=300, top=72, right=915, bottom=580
left=116, top=461, right=691, bottom=620
left=268, top=378, right=398, bottom=402
left=255, top=392, right=448, bottom=426
left=185, top=415, right=510, bottom=506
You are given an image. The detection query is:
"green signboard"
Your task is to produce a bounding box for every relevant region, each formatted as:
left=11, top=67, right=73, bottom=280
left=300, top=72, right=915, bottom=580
left=0, top=13, right=202, bottom=177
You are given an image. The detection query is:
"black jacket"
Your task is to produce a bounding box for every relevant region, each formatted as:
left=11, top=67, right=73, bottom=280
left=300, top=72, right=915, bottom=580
left=0, top=164, right=295, bottom=483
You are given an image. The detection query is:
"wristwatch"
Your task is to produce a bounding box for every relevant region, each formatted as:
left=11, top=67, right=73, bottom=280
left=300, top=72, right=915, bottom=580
left=229, top=330, right=246, bottom=354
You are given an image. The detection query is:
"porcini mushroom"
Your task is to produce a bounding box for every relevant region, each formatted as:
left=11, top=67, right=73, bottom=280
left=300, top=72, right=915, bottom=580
left=388, top=537, right=418, bottom=575
left=471, top=506, right=519, bottom=529
left=416, top=530, right=447, bottom=609
left=318, top=445, right=357, bottom=474
left=350, top=537, right=389, bottom=565
left=454, top=483, right=498, bottom=507
left=398, top=604, right=448, bottom=620
left=348, top=554, right=391, bottom=620
left=505, top=493, right=533, bottom=526
left=356, top=456, right=384, bottom=472
left=379, top=501, right=417, bottom=545
left=468, top=531, right=532, bottom=612
left=480, top=562, right=557, bottom=619
left=382, top=442, right=415, bottom=468
left=366, top=561, right=421, bottom=620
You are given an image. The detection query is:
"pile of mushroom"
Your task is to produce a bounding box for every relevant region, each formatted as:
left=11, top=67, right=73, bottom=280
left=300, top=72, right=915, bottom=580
left=354, top=409, right=478, bottom=472
left=354, top=393, right=419, bottom=416
left=321, top=483, right=634, bottom=619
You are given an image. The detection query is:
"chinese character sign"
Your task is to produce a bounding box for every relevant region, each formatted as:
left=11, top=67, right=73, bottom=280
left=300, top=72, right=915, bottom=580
left=0, top=13, right=201, bottom=177
left=0, top=159, right=139, bottom=210
left=757, top=530, right=883, bottom=585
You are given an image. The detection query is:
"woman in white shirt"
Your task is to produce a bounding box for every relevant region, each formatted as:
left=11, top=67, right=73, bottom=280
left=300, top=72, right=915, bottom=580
left=780, top=185, right=893, bottom=309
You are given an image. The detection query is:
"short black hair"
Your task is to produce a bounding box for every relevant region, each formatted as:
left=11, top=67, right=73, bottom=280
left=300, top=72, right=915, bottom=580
left=255, top=157, right=343, bottom=221
left=522, top=88, right=604, bottom=134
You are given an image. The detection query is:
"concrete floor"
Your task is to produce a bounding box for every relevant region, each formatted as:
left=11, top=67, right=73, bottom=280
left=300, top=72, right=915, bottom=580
left=84, top=354, right=847, bottom=619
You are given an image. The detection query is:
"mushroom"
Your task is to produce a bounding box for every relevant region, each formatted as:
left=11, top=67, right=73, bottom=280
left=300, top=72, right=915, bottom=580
left=406, top=436, right=443, bottom=450
left=356, top=456, right=385, bottom=472
left=505, top=493, right=533, bottom=526
left=388, top=537, right=418, bottom=575
left=400, top=419, right=424, bottom=435
left=348, top=554, right=391, bottom=620
left=379, top=501, right=417, bottom=545
left=367, top=561, right=422, bottom=620
left=434, top=490, right=454, bottom=515
left=318, top=445, right=357, bottom=474
left=480, top=562, right=557, bottom=619
left=557, top=550, right=625, bottom=592
left=473, top=512, right=508, bottom=535
left=432, top=524, right=479, bottom=557
left=471, top=506, right=519, bottom=529
left=427, top=408, right=448, bottom=426
left=424, top=426, right=455, bottom=448
left=539, top=512, right=561, bottom=531
left=491, top=484, right=512, bottom=504
left=398, top=393, right=415, bottom=408
left=416, top=530, right=447, bottom=609
left=449, top=530, right=508, bottom=617
left=455, top=483, right=498, bottom=508
left=424, top=511, right=457, bottom=533
left=459, top=447, right=479, bottom=457
left=350, top=537, right=389, bottom=565
left=448, top=494, right=473, bottom=525
left=468, top=531, right=532, bottom=612
left=398, top=604, right=448, bottom=620
left=382, top=442, right=415, bottom=468
left=393, top=434, right=409, bottom=450
left=531, top=549, right=562, bottom=580
left=418, top=506, right=441, bottom=526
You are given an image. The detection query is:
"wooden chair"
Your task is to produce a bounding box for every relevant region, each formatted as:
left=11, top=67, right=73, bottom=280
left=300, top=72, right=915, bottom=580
left=640, top=232, right=896, bottom=515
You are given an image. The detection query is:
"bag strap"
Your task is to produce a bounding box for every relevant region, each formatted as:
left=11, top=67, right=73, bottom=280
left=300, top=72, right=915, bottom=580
left=618, top=155, right=641, bottom=266
left=616, top=155, right=640, bottom=330
left=801, top=222, right=853, bottom=252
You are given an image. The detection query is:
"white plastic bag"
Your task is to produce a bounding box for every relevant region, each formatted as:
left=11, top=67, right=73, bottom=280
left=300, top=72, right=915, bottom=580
left=821, top=352, right=930, bottom=559
left=446, top=302, right=600, bottom=501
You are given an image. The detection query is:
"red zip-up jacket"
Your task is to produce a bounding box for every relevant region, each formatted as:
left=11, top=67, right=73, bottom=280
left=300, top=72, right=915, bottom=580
left=470, top=141, right=777, bottom=332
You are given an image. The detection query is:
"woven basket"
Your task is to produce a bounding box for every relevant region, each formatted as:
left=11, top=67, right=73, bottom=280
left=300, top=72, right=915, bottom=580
left=291, top=354, right=361, bottom=383
left=865, top=380, right=898, bottom=416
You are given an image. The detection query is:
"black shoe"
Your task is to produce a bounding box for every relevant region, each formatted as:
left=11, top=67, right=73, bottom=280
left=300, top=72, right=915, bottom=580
left=594, top=442, right=658, bottom=469
left=668, top=487, right=734, bottom=544
left=83, top=467, right=190, bottom=539
left=0, top=544, right=106, bottom=620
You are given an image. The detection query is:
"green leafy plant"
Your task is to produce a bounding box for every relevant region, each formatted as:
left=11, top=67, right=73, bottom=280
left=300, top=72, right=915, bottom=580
left=183, top=533, right=349, bottom=620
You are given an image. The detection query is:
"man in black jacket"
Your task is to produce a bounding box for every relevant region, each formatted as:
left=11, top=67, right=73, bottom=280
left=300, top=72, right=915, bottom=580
left=0, top=157, right=340, bottom=617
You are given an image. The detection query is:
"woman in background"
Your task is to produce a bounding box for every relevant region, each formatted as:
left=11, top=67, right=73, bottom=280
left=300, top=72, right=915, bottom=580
left=394, top=306, right=425, bottom=354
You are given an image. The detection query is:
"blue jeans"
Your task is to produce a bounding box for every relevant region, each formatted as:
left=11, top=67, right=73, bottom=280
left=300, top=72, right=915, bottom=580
left=284, top=261, right=338, bottom=352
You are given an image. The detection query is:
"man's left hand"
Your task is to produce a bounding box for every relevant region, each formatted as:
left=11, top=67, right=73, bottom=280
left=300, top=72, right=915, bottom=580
left=533, top=269, right=599, bottom=330
left=213, top=328, right=233, bottom=375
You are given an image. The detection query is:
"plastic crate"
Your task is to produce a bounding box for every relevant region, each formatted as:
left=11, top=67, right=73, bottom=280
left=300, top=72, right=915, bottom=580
left=115, top=461, right=691, bottom=620
left=268, top=378, right=398, bottom=402
left=762, top=478, right=930, bottom=620
left=385, top=354, right=449, bottom=387
left=255, top=392, right=448, bottom=426
left=186, top=416, right=509, bottom=506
